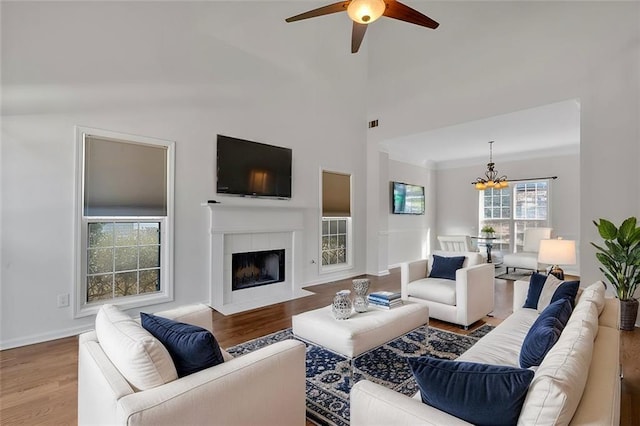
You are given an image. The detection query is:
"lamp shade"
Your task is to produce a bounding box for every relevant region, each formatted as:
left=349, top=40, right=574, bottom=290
left=537, top=239, right=576, bottom=265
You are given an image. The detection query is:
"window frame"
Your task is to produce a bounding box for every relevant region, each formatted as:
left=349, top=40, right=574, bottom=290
left=320, top=216, right=353, bottom=273
left=319, top=169, right=353, bottom=274
left=74, top=126, right=175, bottom=318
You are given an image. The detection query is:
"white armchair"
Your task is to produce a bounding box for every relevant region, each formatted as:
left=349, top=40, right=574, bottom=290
left=78, top=304, right=306, bottom=426
left=400, top=251, right=495, bottom=328
left=502, top=227, right=552, bottom=273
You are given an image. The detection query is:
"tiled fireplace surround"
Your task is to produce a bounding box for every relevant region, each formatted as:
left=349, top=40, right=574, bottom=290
left=205, top=204, right=312, bottom=315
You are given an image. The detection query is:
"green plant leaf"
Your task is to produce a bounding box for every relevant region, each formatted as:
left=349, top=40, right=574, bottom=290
left=618, top=217, right=637, bottom=246
left=596, top=219, right=617, bottom=240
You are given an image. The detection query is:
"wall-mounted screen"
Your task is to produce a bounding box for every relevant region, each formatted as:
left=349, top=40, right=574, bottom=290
left=216, top=135, right=292, bottom=199
left=392, top=181, right=425, bottom=215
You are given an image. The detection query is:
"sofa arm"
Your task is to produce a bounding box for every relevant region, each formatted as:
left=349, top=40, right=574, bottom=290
left=350, top=380, right=473, bottom=426
left=513, top=280, right=530, bottom=312
left=400, top=259, right=428, bottom=299
left=455, top=263, right=495, bottom=326
left=117, top=339, right=306, bottom=426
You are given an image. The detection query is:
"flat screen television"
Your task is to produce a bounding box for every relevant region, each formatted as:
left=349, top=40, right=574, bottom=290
left=216, top=135, right=292, bottom=198
left=392, top=181, right=425, bottom=215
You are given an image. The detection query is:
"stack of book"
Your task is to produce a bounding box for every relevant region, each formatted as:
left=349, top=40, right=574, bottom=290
left=368, top=291, right=402, bottom=309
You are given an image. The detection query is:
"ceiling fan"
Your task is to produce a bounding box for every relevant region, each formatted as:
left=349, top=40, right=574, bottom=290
left=285, top=0, right=439, bottom=53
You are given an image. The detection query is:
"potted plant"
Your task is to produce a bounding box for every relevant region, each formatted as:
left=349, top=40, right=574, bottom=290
left=481, top=225, right=495, bottom=238
left=591, top=217, right=640, bottom=331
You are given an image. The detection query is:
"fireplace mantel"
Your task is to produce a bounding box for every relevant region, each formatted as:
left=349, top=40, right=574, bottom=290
left=203, top=203, right=312, bottom=314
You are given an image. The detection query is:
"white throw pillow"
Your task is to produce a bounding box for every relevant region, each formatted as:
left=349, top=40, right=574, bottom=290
left=536, top=274, right=564, bottom=312
left=95, top=304, right=178, bottom=391
left=576, top=281, right=606, bottom=315
left=518, top=319, right=594, bottom=425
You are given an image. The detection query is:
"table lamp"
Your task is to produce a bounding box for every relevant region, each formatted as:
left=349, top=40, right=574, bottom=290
left=537, top=239, right=576, bottom=280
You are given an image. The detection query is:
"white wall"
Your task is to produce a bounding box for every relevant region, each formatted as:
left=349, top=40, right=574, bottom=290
left=386, top=159, right=433, bottom=266
left=0, top=2, right=369, bottom=348
left=367, top=1, right=639, bottom=293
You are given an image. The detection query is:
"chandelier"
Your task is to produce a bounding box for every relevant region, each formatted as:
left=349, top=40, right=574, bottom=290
left=473, top=141, right=508, bottom=190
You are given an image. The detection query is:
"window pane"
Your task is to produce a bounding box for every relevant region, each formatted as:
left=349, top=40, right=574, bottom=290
left=139, top=223, right=160, bottom=245
left=338, top=235, right=346, bottom=249
left=139, top=269, right=160, bottom=293
left=115, top=247, right=137, bottom=271
left=329, top=220, right=337, bottom=234
left=322, top=236, right=329, bottom=251
left=338, top=220, right=346, bottom=234
left=87, top=274, right=113, bottom=302
left=115, top=222, right=138, bottom=246
left=88, top=248, right=113, bottom=274
left=139, top=246, right=160, bottom=269
left=322, top=251, right=330, bottom=266
left=114, top=271, right=139, bottom=298
left=322, top=220, right=329, bottom=235
left=330, top=235, right=338, bottom=250
left=89, top=223, right=113, bottom=248
left=337, top=249, right=346, bottom=263
left=328, top=250, right=338, bottom=265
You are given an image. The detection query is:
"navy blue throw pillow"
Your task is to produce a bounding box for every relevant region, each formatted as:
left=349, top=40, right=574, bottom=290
left=409, top=357, right=534, bottom=426
left=519, top=298, right=573, bottom=368
left=523, top=272, right=547, bottom=308
left=428, top=255, right=465, bottom=280
left=550, top=280, right=580, bottom=307
left=141, top=313, right=224, bottom=377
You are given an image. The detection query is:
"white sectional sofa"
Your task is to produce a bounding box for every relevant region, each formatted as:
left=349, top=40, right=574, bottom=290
left=78, top=304, right=307, bottom=426
left=351, top=280, right=621, bottom=426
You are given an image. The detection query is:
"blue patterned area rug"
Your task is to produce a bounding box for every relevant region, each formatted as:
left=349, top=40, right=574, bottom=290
left=226, top=324, right=493, bottom=426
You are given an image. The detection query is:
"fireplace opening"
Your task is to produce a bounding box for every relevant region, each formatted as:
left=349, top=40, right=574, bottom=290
left=232, top=249, right=285, bottom=291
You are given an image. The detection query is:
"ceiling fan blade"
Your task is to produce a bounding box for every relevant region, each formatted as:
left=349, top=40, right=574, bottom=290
left=285, top=1, right=351, bottom=23
left=383, top=0, right=439, bottom=29
left=351, top=22, right=368, bottom=53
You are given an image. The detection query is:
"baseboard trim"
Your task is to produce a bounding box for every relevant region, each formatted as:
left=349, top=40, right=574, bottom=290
left=0, top=324, right=92, bottom=350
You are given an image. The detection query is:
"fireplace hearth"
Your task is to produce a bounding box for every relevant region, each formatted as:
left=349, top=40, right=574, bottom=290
left=232, top=249, right=285, bottom=291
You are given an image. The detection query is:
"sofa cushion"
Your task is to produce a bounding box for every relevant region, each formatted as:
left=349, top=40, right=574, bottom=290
left=537, top=274, right=580, bottom=312
left=428, top=255, right=465, bottom=280
left=523, top=273, right=579, bottom=311
left=576, top=281, right=606, bottom=315
left=409, top=357, right=534, bottom=426
left=549, top=280, right=580, bottom=306
left=518, top=319, right=595, bottom=425
left=141, top=313, right=224, bottom=377
left=407, top=278, right=457, bottom=306
left=95, top=304, right=178, bottom=391
left=519, top=299, right=572, bottom=368
left=566, top=297, right=600, bottom=338
left=523, top=273, right=547, bottom=309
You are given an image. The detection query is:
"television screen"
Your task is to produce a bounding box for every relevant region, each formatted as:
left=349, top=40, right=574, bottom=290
left=392, top=182, right=425, bottom=215
left=216, top=135, right=292, bottom=198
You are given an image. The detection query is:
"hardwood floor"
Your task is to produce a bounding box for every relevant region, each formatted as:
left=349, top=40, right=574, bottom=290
left=1, top=269, right=638, bottom=425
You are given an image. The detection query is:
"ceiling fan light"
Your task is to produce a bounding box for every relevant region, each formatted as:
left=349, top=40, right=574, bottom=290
left=347, top=0, right=386, bottom=24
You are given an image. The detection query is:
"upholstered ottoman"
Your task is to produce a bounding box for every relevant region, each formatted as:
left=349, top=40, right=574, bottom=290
left=292, top=302, right=429, bottom=358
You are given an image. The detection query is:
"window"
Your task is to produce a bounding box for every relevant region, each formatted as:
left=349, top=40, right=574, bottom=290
left=479, top=180, right=550, bottom=253
left=320, top=170, right=352, bottom=272
left=75, top=127, right=174, bottom=317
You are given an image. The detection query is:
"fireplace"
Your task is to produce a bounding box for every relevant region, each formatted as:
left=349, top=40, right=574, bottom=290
left=232, top=249, right=285, bottom=291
